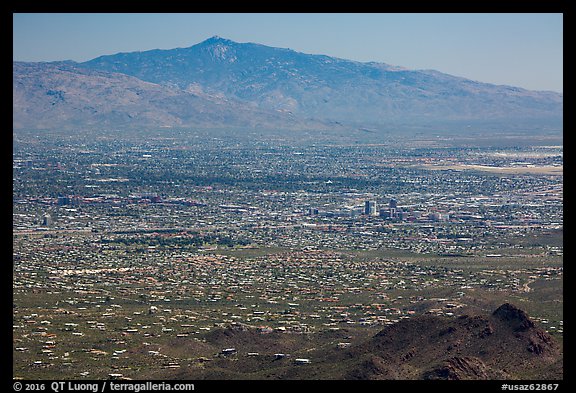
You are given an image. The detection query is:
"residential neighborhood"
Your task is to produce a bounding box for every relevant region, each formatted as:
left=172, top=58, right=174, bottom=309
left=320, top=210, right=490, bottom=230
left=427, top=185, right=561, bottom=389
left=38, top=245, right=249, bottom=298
left=13, top=128, right=563, bottom=379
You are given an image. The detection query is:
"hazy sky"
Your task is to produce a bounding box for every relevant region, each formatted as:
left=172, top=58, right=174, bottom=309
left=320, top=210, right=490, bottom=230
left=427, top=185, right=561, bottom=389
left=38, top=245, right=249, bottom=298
left=13, top=13, right=563, bottom=93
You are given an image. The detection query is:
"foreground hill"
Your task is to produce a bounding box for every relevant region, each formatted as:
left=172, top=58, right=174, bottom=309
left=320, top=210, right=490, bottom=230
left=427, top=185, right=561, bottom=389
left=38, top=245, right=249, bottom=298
left=342, top=303, right=561, bottom=380
left=137, top=303, right=562, bottom=380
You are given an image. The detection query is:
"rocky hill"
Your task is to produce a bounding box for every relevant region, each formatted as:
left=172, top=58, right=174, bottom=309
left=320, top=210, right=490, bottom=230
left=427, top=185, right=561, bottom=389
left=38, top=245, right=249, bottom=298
left=343, top=303, right=561, bottom=380
left=136, top=303, right=562, bottom=380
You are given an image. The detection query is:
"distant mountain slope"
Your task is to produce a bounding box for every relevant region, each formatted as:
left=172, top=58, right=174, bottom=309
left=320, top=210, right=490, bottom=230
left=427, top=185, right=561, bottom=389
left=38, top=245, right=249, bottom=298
left=13, top=61, right=328, bottom=130
left=82, top=36, right=562, bottom=126
left=14, top=36, right=562, bottom=130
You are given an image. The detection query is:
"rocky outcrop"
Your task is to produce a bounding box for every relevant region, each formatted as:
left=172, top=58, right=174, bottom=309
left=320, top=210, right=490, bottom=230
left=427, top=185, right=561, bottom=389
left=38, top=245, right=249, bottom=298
left=493, top=303, right=536, bottom=331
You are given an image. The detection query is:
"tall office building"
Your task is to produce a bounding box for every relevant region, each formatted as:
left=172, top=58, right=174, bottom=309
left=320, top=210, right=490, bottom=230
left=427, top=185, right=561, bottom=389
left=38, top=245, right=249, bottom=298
left=42, top=213, right=53, bottom=226
left=386, top=198, right=398, bottom=219
left=364, top=200, right=378, bottom=216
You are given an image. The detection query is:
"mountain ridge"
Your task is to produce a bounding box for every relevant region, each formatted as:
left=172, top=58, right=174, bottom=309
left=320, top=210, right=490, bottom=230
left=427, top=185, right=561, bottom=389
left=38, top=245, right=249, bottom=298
left=133, top=303, right=562, bottom=380
left=13, top=36, right=562, bottom=131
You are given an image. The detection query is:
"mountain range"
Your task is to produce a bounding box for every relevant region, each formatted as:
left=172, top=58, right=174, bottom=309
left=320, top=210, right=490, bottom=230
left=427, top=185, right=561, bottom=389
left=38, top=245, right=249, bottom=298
left=13, top=36, right=563, bottom=131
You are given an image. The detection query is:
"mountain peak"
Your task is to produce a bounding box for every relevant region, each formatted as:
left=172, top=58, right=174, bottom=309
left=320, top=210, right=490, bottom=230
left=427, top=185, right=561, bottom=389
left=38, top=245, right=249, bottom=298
left=493, top=303, right=535, bottom=331
left=196, top=36, right=238, bottom=62
left=200, top=35, right=235, bottom=46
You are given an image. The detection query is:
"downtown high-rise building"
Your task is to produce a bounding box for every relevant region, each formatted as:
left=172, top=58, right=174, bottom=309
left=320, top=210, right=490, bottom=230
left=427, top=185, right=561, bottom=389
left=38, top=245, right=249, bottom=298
left=364, top=200, right=378, bottom=216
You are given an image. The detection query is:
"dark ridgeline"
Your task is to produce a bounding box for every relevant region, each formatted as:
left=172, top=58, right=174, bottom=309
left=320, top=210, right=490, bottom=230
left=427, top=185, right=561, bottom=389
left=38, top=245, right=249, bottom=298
left=135, top=304, right=562, bottom=380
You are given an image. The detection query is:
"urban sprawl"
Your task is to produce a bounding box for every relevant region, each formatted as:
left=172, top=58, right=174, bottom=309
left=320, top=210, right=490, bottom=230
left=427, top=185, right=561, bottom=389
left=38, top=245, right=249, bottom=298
left=13, top=128, right=563, bottom=379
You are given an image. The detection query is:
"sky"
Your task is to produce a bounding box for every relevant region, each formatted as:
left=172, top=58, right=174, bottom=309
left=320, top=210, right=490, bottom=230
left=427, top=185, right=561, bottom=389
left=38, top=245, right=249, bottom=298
left=13, top=13, right=563, bottom=93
